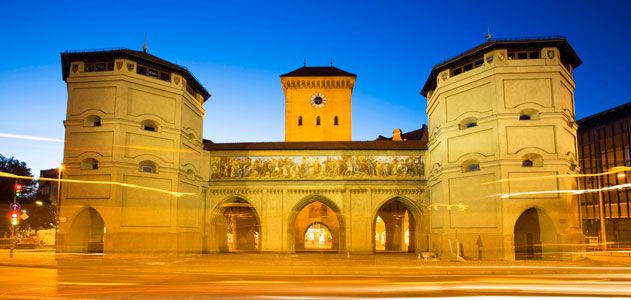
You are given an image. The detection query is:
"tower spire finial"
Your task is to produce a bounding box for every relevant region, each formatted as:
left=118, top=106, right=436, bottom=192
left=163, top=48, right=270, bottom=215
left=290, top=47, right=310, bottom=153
left=330, top=57, right=333, bottom=67
left=143, top=33, right=148, bottom=53
left=486, top=26, right=492, bottom=42
left=303, top=58, right=307, bottom=67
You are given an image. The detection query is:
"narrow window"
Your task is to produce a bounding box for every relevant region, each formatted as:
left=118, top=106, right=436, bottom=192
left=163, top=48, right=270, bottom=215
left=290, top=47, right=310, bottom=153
left=519, top=109, right=540, bottom=120
left=522, top=154, right=543, bottom=167
left=316, top=116, right=320, bottom=126
left=468, top=164, right=480, bottom=172
left=462, top=159, right=481, bottom=173
left=139, top=161, right=157, bottom=173
left=298, top=116, right=303, bottom=126
left=159, top=72, right=170, bottom=82
left=80, top=158, right=99, bottom=170
left=147, top=68, right=159, bottom=79
left=85, top=115, right=101, bottom=127
left=334, top=116, right=339, bottom=126
left=141, top=120, right=158, bottom=132
left=460, top=117, right=478, bottom=130
left=136, top=65, right=147, bottom=76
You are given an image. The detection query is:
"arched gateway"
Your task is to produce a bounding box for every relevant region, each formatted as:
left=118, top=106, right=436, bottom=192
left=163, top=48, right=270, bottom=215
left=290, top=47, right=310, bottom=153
left=374, top=198, right=418, bottom=253
left=290, top=197, right=345, bottom=253
left=67, top=207, right=105, bottom=253
left=514, top=208, right=558, bottom=260
left=207, top=198, right=261, bottom=252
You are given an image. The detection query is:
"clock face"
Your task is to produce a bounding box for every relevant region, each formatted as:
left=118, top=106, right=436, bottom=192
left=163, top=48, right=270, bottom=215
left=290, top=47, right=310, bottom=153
left=310, top=92, right=327, bottom=108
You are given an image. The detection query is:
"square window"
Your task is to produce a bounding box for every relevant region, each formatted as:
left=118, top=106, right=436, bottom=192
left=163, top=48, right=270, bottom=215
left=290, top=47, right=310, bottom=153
left=137, top=66, right=147, bottom=75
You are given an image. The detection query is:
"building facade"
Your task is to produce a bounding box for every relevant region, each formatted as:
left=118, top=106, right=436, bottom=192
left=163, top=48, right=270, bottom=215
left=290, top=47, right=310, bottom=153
left=577, top=102, right=631, bottom=248
left=57, top=37, right=584, bottom=260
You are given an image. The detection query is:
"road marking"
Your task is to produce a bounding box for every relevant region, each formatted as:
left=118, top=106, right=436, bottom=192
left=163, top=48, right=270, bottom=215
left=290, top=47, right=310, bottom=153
left=58, top=282, right=139, bottom=286
left=210, top=280, right=298, bottom=284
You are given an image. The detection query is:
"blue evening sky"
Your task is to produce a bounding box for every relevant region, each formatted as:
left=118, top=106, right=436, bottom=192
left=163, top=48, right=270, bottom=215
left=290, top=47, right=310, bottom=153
left=0, top=0, right=629, bottom=175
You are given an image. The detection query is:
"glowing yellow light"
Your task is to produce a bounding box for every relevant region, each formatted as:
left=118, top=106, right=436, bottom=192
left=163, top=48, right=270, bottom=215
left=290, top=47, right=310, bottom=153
left=35, top=201, right=43, bottom=206
left=494, top=183, right=631, bottom=199
left=0, top=171, right=194, bottom=198
left=617, top=173, right=626, bottom=179
left=58, top=164, right=64, bottom=171
left=483, top=166, right=631, bottom=185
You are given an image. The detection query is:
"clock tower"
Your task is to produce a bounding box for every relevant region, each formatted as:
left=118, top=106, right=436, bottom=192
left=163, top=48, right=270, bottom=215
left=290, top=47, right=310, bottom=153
left=281, top=66, right=356, bottom=142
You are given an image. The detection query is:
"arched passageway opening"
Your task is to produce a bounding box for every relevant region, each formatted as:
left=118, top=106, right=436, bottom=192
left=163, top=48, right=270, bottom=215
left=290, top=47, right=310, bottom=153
left=210, top=199, right=261, bottom=252
left=67, top=207, right=105, bottom=253
left=304, top=222, right=333, bottom=250
left=294, top=201, right=341, bottom=252
left=374, top=199, right=416, bottom=253
left=514, top=208, right=558, bottom=260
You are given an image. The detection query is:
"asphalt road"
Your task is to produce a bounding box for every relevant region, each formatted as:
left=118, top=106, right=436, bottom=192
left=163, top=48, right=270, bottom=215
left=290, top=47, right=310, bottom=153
left=1, top=252, right=631, bottom=299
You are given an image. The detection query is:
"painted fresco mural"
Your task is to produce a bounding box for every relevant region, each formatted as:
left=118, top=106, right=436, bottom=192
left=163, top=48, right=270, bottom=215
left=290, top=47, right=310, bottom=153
left=209, top=155, right=424, bottom=180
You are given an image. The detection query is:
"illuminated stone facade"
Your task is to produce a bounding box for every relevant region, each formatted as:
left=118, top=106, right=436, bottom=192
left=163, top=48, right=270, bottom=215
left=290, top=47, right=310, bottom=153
left=281, top=67, right=355, bottom=141
left=422, top=38, right=584, bottom=260
left=57, top=37, right=584, bottom=260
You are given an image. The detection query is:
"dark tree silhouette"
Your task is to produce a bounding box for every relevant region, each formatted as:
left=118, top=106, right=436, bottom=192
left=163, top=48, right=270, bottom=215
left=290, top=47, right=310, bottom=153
left=0, top=154, right=55, bottom=235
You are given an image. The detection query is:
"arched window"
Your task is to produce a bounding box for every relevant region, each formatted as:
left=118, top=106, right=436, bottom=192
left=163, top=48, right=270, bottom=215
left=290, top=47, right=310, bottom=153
left=141, top=120, right=158, bottom=132
left=462, top=159, right=481, bottom=173
left=298, top=116, right=303, bottom=126
left=80, top=158, right=99, bottom=170
left=334, top=116, right=339, bottom=126
left=85, top=115, right=101, bottom=127
left=519, top=109, right=541, bottom=121
left=459, top=117, right=478, bottom=130
left=139, top=160, right=157, bottom=173
left=316, top=116, right=320, bottom=126
left=522, top=153, right=543, bottom=167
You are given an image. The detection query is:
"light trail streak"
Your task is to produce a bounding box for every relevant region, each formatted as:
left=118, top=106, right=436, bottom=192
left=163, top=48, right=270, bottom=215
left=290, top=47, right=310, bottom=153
left=493, top=183, right=631, bottom=199
left=483, top=166, right=631, bottom=185
left=0, top=171, right=194, bottom=198
left=0, top=132, right=62, bottom=142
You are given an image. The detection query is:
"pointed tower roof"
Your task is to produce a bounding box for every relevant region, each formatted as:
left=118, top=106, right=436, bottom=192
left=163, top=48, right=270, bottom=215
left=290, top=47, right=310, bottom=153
left=281, top=66, right=356, bottom=77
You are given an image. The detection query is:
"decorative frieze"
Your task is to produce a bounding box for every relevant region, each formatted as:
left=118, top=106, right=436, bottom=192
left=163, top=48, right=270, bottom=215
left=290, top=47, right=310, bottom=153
left=208, top=189, right=263, bottom=195
left=372, top=188, right=425, bottom=195
left=287, top=189, right=345, bottom=194
left=209, top=155, right=424, bottom=180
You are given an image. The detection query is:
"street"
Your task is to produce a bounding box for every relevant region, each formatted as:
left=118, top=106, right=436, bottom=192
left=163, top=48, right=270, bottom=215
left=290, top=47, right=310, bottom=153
left=1, top=251, right=631, bottom=298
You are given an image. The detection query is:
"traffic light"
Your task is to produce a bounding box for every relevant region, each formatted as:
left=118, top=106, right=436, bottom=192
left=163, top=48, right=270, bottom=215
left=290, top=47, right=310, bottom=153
left=14, top=184, right=22, bottom=198
left=10, top=211, right=19, bottom=226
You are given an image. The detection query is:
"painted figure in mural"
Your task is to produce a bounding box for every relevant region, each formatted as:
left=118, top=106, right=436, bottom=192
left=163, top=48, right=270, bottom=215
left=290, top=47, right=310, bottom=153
left=210, top=155, right=424, bottom=179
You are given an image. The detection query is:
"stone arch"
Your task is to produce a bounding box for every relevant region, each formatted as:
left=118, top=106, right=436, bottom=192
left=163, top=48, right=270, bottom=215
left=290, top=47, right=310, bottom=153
left=207, top=197, right=262, bottom=253
left=288, top=195, right=345, bottom=253
left=372, top=196, right=423, bottom=253
left=302, top=222, right=334, bottom=250
left=513, top=207, right=559, bottom=260
left=67, top=206, right=105, bottom=253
